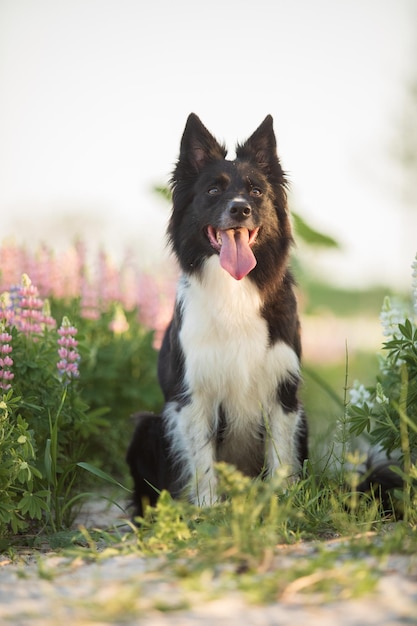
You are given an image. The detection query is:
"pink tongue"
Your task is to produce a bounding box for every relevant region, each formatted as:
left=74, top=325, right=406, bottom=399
left=219, top=229, right=257, bottom=280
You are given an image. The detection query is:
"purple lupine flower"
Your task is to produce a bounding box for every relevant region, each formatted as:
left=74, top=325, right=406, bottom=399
left=9, top=275, right=57, bottom=336
left=16, top=274, right=45, bottom=336
left=57, top=316, right=80, bottom=383
left=0, top=329, right=14, bottom=392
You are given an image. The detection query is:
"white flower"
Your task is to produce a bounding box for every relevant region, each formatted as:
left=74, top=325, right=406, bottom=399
left=375, top=382, right=389, bottom=405
left=379, top=296, right=406, bottom=338
left=349, top=380, right=373, bottom=409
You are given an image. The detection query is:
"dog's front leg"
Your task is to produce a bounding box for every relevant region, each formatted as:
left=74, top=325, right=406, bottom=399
left=164, top=400, right=218, bottom=506
left=264, top=405, right=302, bottom=482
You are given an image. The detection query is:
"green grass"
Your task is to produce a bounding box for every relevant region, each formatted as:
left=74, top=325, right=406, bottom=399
left=4, top=272, right=416, bottom=612
left=6, top=439, right=416, bottom=618
left=6, top=346, right=416, bottom=614
left=8, top=345, right=416, bottom=611
left=13, top=461, right=414, bottom=614
left=130, top=468, right=415, bottom=602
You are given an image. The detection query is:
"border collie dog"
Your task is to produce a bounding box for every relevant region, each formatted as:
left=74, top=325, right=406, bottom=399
left=127, top=114, right=308, bottom=513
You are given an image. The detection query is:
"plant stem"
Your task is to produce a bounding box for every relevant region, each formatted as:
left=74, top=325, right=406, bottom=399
left=339, top=341, right=350, bottom=487
left=399, top=363, right=411, bottom=521
left=47, top=387, right=67, bottom=530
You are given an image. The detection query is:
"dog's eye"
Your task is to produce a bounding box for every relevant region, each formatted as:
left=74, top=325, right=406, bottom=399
left=251, top=187, right=262, bottom=197
left=207, top=186, right=220, bottom=195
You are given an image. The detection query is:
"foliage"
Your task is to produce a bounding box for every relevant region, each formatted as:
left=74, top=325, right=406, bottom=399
left=291, top=212, right=338, bottom=248
left=349, top=258, right=417, bottom=517
left=0, top=393, right=43, bottom=537
left=70, top=464, right=413, bottom=609
left=75, top=304, right=163, bottom=477
left=0, top=270, right=162, bottom=539
left=47, top=292, right=165, bottom=465
left=349, top=320, right=417, bottom=454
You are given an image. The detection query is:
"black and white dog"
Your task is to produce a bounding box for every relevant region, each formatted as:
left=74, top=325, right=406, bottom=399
left=127, top=114, right=308, bottom=514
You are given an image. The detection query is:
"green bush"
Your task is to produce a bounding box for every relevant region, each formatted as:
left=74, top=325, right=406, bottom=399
left=0, top=394, right=42, bottom=537
left=349, top=258, right=417, bottom=517
left=75, top=305, right=163, bottom=478
left=0, top=275, right=161, bottom=538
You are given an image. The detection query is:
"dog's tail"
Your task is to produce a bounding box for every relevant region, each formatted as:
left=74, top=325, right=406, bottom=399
left=126, top=412, right=175, bottom=519
left=355, top=454, right=404, bottom=511
left=317, top=437, right=407, bottom=512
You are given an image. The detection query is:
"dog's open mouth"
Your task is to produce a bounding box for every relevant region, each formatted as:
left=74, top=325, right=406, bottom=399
left=206, top=226, right=260, bottom=281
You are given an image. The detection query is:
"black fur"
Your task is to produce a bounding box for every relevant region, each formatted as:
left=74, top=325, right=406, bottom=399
left=126, top=412, right=176, bottom=517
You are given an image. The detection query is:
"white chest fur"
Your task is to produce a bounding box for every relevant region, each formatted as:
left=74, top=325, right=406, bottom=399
left=177, top=257, right=299, bottom=422
left=165, top=257, right=302, bottom=504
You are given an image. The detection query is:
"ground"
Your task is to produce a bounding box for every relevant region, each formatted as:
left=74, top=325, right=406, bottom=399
left=0, top=498, right=416, bottom=625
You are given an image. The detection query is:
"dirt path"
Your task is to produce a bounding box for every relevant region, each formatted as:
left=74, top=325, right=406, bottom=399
left=0, top=500, right=416, bottom=625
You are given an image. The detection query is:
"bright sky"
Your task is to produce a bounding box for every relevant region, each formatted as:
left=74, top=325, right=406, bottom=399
left=1, top=0, right=416, bottom=287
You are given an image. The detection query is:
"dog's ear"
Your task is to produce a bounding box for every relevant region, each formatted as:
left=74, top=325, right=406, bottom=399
left=178, top=113, right=227, bottom=173
left=236, top=115, right=283, bottom=177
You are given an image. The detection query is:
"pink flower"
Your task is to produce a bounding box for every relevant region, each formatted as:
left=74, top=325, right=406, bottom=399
left=14, top=274, right=44, bottom=336
left=0, top=240, right=180, bottom=343
left=8, top=275, right=56, bottom=336
left=0, top=327, right=14, bottom=391
left=57, top=317, right=80, bottom=383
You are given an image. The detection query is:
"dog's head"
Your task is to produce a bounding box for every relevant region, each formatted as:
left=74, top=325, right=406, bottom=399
left=169, top=114, right=293, bottom=282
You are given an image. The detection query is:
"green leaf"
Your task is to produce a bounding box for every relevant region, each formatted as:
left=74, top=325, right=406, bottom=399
left=153, top=185, right=172, bottom=202
left=18, top=491, right=49, bottom=519
left=44, top=438, right=53, bottom=484
left=77, top=462, right=130, bottom=492
left=398, top=319, right=415, bottom=341
left=348, top=404, right=373, bottom=436
left=292, top=212, right=339, bottom=248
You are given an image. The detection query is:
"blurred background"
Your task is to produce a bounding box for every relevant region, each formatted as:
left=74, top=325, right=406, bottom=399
left=1, top=0, right=417, bottom=460
left=1, top=0, right=416, bottom=284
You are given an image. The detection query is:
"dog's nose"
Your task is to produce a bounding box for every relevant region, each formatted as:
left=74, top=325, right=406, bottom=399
left=227, top=200, right=252, bottom=221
